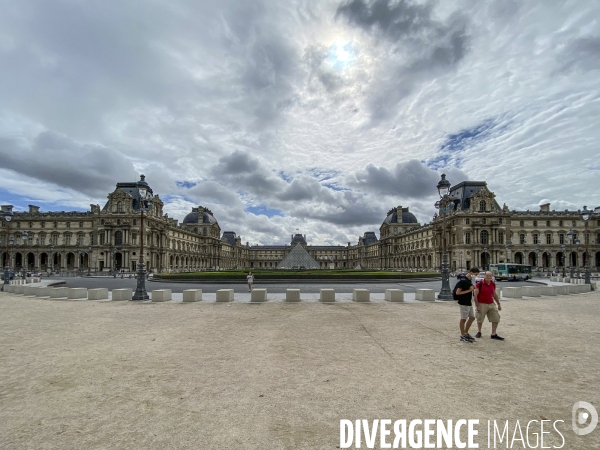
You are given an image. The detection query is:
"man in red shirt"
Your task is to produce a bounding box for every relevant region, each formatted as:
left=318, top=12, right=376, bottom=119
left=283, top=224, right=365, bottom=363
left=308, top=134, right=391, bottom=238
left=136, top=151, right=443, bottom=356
left=474, top=271, right=504, bottom=340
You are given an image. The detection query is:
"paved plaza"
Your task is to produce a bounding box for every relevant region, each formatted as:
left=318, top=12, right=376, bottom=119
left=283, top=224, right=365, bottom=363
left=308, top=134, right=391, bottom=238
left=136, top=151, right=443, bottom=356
left=1, top=286, right=599, bottom=449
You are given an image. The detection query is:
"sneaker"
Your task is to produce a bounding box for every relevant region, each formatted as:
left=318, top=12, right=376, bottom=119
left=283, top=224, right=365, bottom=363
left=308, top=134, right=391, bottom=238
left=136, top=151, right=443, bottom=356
left=460, top=335, right=473, bottom=343
left=465, top=333, right=475, bottom=341
left=475, top=332, right=482, bottom=338
left=491, top=334, right=505, bottom=341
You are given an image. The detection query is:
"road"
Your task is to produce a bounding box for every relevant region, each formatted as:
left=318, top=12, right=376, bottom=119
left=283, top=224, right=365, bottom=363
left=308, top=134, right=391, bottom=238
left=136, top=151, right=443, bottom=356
left=55, top=276, right=535, bottom=294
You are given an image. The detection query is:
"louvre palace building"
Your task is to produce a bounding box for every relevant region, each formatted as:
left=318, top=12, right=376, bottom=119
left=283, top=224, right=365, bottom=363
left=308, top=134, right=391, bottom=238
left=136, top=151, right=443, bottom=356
left=1, top=176, right=599, bottom=275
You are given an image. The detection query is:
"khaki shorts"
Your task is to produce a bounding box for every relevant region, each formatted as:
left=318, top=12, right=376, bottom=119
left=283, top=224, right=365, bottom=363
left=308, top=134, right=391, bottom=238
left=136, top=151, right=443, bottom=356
left=459, top=305, right=475, bottom=320
left=476, top=303, right=500, bottom=323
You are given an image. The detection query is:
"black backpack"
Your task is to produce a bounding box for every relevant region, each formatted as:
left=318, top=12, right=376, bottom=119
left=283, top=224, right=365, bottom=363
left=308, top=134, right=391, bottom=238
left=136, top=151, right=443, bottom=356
left=453, top=275, right=468, bottom=300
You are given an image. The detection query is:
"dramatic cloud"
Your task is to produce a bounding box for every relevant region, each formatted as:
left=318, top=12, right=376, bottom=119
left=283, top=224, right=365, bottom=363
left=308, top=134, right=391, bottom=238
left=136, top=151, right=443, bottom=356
left=0, top=0, right=599, bottom=245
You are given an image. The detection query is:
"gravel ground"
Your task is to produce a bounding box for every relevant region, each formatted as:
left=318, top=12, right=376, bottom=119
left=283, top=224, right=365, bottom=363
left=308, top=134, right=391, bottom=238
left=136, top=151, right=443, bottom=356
left=1, top=290, right=599, bottom=449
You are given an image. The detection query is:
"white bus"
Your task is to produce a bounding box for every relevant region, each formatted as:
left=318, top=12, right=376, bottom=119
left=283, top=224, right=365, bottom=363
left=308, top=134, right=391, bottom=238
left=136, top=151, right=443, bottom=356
left=489, top=263, right=533, bottom=281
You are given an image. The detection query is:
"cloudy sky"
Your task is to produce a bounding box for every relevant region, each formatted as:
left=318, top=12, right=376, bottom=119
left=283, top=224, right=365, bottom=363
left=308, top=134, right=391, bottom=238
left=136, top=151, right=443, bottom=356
left=1, top=0, right=599, bottom=245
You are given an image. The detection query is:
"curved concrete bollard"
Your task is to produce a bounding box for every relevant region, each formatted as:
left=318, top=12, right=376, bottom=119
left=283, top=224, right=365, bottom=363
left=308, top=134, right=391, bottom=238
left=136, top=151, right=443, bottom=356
left=521, top=286, right=541, bottom=297
left=555, top=285, right=570, bottom=295
left=385, top=289, right=404, bottom=302
left=50, top=287, right=69, bottom=299
left=36, top=287, right=50, bottom=297
left=567, top=285, right=579, bottom=294
left=502, top=287, right=522, bottom=299
left=352, top=289, right=370, bottom=302
left=15, top=285, right=26, bottom=295
left=24, top=286, right=39, bottom=296
left=540, top=286, right=556, bottom=296
left=88, top=288, right=109, bottom=300
left=68, top=288, right=88, bottom=299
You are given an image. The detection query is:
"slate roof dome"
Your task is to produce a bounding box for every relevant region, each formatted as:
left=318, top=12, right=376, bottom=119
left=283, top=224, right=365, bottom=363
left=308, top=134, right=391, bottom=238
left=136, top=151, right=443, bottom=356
left=291, top=233, right=307, bottom=245
left=183, top=207, right=218, bottom=225
left=383, top=207, right=418, bottom=224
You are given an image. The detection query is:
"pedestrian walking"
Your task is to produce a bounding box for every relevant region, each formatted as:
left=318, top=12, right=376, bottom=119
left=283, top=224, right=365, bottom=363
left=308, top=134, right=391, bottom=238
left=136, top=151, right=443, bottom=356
left=474, top=271, right=504, bottom=340
left=246, top=271, right=255, bottom=292
left=454, top=267, right=479, bottom=343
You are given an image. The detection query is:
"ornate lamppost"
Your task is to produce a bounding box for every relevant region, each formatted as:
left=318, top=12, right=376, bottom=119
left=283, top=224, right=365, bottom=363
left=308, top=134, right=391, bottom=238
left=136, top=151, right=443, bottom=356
left=483, top=246, right=488, bottom=270
left=1, top=206, right=14, bottom=289
left=435, top=174, right=454, bottom=300
left=561, top=244, right=566, bottom=277
left=132, top=175, right=153, bottom=301
left=581, top=206, right=600, bottom=286
left=535, top=247, right=540, bottom=277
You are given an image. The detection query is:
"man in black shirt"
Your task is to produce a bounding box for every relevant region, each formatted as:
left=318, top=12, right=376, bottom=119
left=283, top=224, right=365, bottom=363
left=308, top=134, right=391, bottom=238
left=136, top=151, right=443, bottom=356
left=455, top=267, right=479, bottom=343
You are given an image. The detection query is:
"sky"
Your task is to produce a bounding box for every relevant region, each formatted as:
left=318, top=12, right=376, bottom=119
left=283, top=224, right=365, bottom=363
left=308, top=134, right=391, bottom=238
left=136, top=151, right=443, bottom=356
left=0, top=0, right=599, bottom=246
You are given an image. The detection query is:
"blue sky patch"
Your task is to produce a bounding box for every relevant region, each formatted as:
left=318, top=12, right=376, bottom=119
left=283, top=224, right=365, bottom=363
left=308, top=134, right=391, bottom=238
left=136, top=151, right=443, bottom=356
left=176, top=181, right=197, bottom=189
left=245, top=205, right=284, bottom=218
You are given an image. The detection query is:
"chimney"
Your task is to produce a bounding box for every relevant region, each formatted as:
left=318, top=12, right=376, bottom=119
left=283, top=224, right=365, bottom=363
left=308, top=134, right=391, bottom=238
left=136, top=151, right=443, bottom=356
left=539, top=203, right=550, bottom=212
left=28, top=205, right=40, bottom=213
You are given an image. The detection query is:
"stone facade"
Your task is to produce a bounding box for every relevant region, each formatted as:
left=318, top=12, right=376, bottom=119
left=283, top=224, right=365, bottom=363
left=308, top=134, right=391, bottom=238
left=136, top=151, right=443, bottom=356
left=1, top=178, right=599, bottom=274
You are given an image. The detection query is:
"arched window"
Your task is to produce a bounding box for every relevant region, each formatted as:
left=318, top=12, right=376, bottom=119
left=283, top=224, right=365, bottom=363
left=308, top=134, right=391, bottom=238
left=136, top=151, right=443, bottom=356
left=479, top=200, right=486, bottom=212
left=133, top=219, right=137, bottom=225
left=117, top=202, right=123, bottom=213
left=115, top=231, right=123, bottom=245
left=480, top=230, right=489, bottom=245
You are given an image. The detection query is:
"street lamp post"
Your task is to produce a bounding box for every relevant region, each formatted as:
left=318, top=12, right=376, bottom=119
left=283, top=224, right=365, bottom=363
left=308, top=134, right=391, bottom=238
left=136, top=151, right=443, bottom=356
left=566, top=229, right=575, bottom=278
left=460, top=251, right=463, bottom=273
left=1, top=206, right=14, bottom=290
left=20, top=231, right=28, bottom=279
left=87, top=244, right=92, bottom=276
left=581, top=206, right=600, bottom=286
left=132, top=175, right=153, bottom=301
left=483, top=247, right=488, bottom=270
left=561, top=244, right=566, bottom=277
left=535, top=247, right=540, bottom=277
left=435, top=174, right=454, bottom=300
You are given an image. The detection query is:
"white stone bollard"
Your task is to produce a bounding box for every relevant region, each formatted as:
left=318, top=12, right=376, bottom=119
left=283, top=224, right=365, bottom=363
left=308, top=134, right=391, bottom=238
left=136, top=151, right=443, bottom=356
left=352, top=289, right=370, bottom=302
left=251, top=289, right=267, bottom=302
left=112, top=288, right=132, bottom=301
left=151, top=289, right=172, bottom=302
left=50, top=287, right=69, bottom=299
left=183, top=289, right=202, bottom=302
left=319, top=289, right=335, bottom=302
left=521, top=286, right=541, bottom=297
left=285, top=289, right=301, bottom=302
left=216, top=289, right=234, bottom=302
left=502, top=287, right=522, bottom=299
left=68, top=288, right=88, bottom=299
left=87, top=288, right=109, bottom=300
left=540, top=286, right=557, bottom=296
left=385, top=289, right=404, bottom=302
left=416, top=289, right=435, bottom=301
